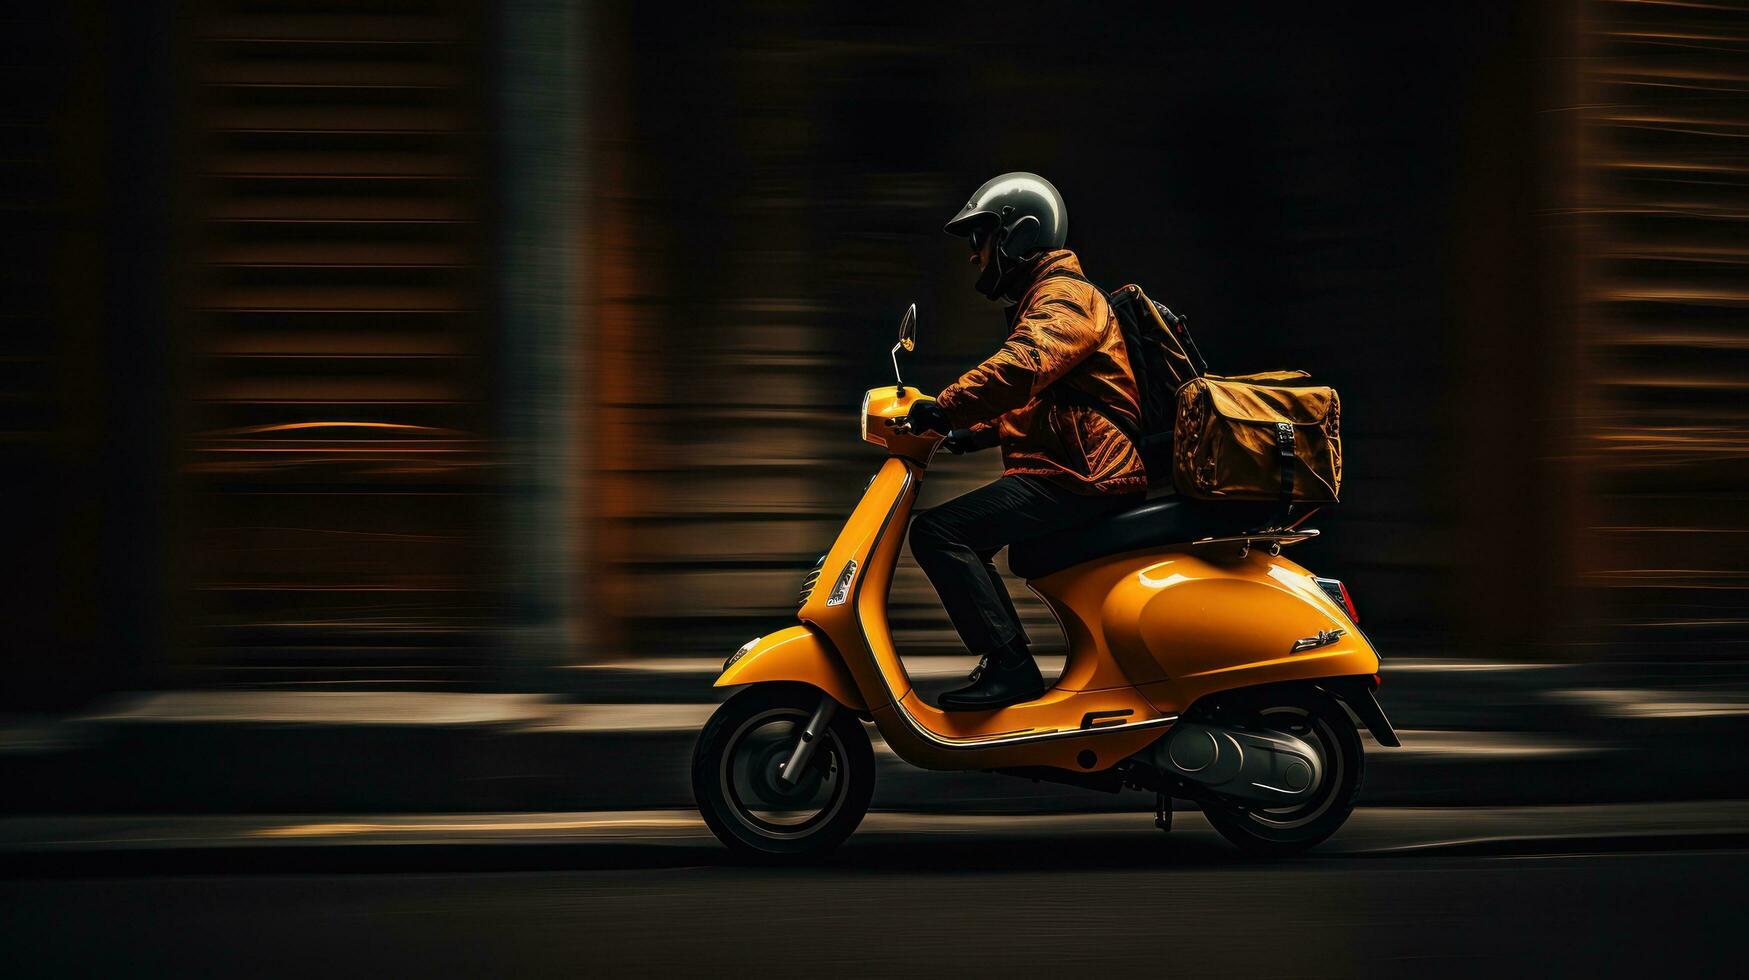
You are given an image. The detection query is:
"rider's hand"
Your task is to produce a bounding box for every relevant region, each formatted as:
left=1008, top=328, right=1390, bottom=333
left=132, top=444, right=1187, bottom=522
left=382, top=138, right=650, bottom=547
left=903, top=401, right=950, bottom=436
left=941, top=429, right=981, bottom=455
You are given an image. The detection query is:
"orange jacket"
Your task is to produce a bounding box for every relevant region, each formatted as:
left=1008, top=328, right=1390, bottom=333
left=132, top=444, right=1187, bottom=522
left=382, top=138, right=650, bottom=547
left=935, top=250, right=1147, bottom=495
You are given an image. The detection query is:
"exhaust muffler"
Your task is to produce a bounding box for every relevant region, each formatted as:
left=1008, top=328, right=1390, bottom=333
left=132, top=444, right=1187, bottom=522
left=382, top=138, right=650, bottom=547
left=1153, top=721, right=1324, bottom=807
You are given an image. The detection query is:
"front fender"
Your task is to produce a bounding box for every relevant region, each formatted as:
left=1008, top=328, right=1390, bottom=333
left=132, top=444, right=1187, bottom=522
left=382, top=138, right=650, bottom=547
left=715, top=624, right=866, bottom=712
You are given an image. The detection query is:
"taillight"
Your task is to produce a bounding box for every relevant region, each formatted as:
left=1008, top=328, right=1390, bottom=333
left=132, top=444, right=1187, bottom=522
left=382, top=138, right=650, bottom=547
left=1314, top=576, right=1359, bottom=623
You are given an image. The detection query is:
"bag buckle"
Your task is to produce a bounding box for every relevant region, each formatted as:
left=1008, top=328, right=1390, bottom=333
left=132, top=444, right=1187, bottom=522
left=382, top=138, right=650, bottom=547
left=1275, top=422, right=1295, bottom=456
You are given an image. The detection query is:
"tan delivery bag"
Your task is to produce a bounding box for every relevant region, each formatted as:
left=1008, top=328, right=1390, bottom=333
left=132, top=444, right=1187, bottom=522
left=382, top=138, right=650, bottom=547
left=1172, top=371, right=1342, bottom=505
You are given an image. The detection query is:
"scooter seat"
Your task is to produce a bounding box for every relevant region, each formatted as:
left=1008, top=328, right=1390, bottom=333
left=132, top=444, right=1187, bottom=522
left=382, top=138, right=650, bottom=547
left=1008, top=496, right=1280, bottom=580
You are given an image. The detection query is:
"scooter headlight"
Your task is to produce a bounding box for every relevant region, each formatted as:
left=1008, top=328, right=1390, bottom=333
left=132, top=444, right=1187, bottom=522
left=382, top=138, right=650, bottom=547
left=859, top=390, right=873, bottom=444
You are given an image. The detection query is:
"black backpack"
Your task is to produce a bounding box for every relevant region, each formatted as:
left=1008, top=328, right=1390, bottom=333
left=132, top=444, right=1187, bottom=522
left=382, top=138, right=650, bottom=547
left=1040, top=271, right=1206, bottom=488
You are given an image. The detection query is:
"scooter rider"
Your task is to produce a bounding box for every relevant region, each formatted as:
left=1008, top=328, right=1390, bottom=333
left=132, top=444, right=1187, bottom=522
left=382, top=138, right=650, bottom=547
left=903, top=172, right=1147, bottom=711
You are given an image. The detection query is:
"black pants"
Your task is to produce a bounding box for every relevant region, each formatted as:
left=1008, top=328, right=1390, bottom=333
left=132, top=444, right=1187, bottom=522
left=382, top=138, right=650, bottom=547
left=908, top=475, right=1143, bottom=655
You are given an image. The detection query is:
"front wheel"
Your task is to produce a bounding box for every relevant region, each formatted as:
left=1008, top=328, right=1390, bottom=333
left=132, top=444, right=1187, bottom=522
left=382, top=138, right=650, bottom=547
left=692, top=683, right=874, bottom=860
left=1200, top=687, right=1364, bottom=857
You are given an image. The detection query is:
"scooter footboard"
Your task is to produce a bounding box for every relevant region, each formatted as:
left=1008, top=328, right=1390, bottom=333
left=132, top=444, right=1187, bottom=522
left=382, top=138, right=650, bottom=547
left=714, top=624, right=867, bottom=712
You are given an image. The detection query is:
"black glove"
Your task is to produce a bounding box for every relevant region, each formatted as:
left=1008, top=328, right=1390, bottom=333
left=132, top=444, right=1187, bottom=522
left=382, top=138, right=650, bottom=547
left=903, top=401, right=950, bottom=436
left=941, top=429, right=981, bottom=455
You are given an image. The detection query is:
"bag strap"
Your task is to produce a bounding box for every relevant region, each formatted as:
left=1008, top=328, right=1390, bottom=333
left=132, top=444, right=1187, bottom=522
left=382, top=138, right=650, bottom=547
left=1056, top=273, right=1156, bottom=428
left=1151, top=300, right=1208, bottom=376
left=1272, top=421, right=1297, bottom=528
left=1243, top=422, right=1299, bottom=533
left=1026, top=270, right=1145, bottom=448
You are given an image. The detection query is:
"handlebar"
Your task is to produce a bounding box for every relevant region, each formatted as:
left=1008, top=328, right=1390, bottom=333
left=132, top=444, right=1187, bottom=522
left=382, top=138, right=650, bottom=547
left=886, top=416, right=953, bottom=438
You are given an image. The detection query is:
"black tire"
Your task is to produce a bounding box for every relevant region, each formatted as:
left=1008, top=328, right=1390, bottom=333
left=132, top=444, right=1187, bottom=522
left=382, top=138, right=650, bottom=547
left=692, top=683, right=875, bottom=861
left=1200, top=687, right=1364, bottom=858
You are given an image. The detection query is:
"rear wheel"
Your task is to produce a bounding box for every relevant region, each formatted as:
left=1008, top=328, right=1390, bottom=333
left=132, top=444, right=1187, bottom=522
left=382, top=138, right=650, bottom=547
left=692, top=683, right=874, bottom=860
left=1200, top=687, right=1363, bottom=857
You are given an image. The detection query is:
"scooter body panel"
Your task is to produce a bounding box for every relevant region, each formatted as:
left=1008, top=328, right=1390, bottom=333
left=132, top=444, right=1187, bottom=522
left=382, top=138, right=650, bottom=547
left=1032, top=549, right=1379, bottom=714
left=714, top=624, right=866, bottom=712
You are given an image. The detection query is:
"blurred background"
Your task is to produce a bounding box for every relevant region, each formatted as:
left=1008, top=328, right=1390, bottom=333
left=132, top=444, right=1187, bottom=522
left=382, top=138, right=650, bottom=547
left=4, top=5, right=1749, bottom=974
left=0, top=0, right=1744, bottom=752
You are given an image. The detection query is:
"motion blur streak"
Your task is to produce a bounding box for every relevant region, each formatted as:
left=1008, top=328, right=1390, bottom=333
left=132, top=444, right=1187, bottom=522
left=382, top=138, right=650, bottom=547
left=0, top=5, right=1747, bottom=974
left=178, top=0, right=501, bottom=687
left=1581, top=0, right=1749, bottom=665
left=1581, top=0, right=1749, bottom=657
left=0, top=0, right=1741, bottom=699
left=250, top=817, right=700, bottom=838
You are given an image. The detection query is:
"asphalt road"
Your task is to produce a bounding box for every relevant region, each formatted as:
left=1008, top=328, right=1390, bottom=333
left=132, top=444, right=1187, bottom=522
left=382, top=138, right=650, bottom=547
left=5, top=825, right=1744, bottom=978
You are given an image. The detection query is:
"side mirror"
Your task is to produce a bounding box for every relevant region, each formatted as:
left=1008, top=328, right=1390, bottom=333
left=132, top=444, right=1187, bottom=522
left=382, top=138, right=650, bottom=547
left=892, top=303, right=917, bottom=393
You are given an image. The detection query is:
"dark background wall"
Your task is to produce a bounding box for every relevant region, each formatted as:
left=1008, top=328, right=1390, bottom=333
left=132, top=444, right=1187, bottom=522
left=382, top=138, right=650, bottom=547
left=1579, top=0, right=1749, bottom=661
left=585, top=1, right=1580, bottom=661
left=3, top=0, right=1743, bottom=705
left=1, top=1, right=181, bottom=705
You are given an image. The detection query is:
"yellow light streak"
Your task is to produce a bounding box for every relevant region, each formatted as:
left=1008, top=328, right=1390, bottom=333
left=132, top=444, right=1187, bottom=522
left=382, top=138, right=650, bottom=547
left=201, top=421, right=467, bottom=437
left=251, top=816, right=704, bottom=838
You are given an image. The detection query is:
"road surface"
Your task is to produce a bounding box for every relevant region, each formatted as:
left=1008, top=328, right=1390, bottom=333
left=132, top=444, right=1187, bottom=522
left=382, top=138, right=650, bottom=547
left=4, top=809, right=1743, bottom=977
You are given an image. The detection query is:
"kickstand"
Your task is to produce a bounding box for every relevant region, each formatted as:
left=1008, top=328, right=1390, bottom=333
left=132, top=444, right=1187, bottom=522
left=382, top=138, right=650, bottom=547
left=1155, top=791, right=1172, bottom=832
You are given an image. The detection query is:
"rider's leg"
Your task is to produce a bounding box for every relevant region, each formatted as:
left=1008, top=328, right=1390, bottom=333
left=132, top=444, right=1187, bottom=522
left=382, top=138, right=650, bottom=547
left=908, top=475, right=1136, bottom=709
left=976, top=547, right=1030, bottom=650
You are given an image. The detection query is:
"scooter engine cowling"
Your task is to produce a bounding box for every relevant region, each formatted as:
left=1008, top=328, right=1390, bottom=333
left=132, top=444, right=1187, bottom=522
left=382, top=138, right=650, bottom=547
left=1154, top=722, right=1323, bottom=807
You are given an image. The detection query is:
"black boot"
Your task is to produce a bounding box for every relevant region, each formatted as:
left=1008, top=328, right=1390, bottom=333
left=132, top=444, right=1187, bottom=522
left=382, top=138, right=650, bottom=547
left=938, top=639, right=1046, bottom=711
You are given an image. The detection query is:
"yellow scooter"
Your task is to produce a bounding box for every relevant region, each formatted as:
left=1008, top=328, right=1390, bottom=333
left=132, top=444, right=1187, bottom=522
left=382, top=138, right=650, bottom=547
left=693, top=305, right=1397, bottom=859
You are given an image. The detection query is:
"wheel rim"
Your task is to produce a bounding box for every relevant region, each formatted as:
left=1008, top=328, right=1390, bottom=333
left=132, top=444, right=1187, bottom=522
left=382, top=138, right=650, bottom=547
left=718, top=707, right=849, bottom=841
left=1240, top=704, right=1343, bottom=833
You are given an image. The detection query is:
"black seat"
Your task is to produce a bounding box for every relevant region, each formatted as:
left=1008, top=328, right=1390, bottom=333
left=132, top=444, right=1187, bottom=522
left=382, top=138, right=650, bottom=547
left=1008, top=496, right=1281, bottom=580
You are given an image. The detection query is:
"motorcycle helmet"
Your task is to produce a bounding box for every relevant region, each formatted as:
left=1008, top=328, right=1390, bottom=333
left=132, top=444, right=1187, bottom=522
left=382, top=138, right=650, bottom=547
left=943, top=172, right=1068, bottom=301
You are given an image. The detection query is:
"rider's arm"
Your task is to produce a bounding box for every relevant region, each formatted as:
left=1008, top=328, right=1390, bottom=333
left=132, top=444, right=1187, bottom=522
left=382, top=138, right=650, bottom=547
left=958, top=421, right=1001, bottom=452
left=933, top=285, right=1100, bottom=428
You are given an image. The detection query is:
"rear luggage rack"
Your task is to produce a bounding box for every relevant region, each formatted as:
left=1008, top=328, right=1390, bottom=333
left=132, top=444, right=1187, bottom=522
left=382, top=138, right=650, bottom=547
left=1188, top=528, right=1319, bottom=560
